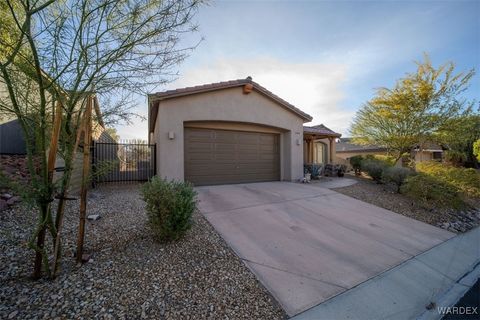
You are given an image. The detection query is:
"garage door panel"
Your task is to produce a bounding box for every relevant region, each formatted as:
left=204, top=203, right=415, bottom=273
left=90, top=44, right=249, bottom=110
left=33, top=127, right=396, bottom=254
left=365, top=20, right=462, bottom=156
left=186, top=129, right=214, bottom=141
left=237, top=144, right=258, bottom=152
left=214, top=143, right=236, bottom=152
left=187, top=152, right=213, bottom=161
left=185, top=128, right=280, bottom=185
left=259, top=135, right=276, bottom=144
left=189, top=142, right=213, bottom=151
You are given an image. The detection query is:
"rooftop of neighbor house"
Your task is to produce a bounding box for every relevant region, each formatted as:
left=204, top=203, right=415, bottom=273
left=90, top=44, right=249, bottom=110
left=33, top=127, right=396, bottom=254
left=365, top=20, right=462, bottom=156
left=413, top=142, right=446, bottom=152
left=336, top=138, right=387, bottom=153
left=303, top=124, right=341, bottom=137
left=147, top=76, right=313, bottom=132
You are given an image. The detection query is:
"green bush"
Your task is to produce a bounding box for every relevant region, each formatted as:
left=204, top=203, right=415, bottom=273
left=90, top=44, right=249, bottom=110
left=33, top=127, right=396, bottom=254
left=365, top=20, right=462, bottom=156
left=141, top=177, right=197, bottom=242
left=416, top=161, right=480, bottom=198
left=443, top=150, right=466, bottom=166
left=474, top=139, right=480, bottom=162
left=382, top=166, right=414, bottom=192
left=349, top=155, right=363, bottom=175
left=372, top=154, right=396, bottom=166
left=401, top=173, right=465, bottom=209
left=361, top=159, right=388, bottom=182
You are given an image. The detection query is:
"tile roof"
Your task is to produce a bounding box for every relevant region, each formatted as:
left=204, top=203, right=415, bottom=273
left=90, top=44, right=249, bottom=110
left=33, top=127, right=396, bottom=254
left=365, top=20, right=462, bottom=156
left=303, top=124, right=341, bottom=137
left=148, top=77, right=313, bottom=132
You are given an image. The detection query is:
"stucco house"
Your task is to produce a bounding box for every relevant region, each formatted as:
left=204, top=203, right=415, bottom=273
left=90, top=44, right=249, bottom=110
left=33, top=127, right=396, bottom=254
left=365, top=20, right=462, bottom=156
left=148, top=77, right=341, bottom=186
left=336, top=138, right=445, bottom=168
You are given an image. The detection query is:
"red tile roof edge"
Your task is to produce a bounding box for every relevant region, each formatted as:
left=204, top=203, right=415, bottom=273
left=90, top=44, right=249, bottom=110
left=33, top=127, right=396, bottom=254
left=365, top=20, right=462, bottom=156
left=148, top=78, right=313, bottom=132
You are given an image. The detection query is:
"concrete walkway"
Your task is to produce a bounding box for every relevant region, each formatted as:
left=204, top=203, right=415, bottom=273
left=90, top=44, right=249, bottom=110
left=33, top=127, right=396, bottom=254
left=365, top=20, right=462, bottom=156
left=196, top=182, right=454, bottom=316
left=293, top=227, right=480, bottom=320
left=309, top=177, right=358, bottom=189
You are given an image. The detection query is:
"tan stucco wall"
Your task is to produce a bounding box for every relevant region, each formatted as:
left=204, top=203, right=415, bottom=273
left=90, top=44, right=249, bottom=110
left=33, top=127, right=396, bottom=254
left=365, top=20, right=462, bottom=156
left=414, top=151, right=434, bottom=162
left=151, top=87, right=305, bottom=182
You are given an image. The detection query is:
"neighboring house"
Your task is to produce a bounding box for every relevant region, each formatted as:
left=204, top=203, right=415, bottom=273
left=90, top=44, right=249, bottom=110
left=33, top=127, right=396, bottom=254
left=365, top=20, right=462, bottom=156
left=412, top=142, right=445, bottom=162
left=148, top=77, right=319, bottom=186
left=336, top=138, right=445, bottom=168
left=1, top=79, right=115, bottom=194
left=336, top=138, right=388, bottom=166
left=0, top=118, right=27, bottom=154
left=0, top=106, right=114, bottom=154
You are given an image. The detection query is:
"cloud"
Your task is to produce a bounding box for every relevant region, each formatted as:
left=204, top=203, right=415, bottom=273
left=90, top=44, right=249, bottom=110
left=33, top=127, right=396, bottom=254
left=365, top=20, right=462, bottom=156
left=171, top=57, right=355, bottom=135
left=115, top=57, right=355, bottom=139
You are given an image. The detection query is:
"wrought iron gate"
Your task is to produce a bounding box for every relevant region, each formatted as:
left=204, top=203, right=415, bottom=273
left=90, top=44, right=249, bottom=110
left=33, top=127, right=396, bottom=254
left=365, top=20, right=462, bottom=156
left=92, top=141, right=156, bottom=184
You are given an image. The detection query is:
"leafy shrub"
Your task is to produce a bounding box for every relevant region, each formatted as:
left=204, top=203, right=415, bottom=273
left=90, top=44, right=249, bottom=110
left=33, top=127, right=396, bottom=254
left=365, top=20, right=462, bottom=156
left=371, top=154, right=396, bottom=166
left=361, top=159, right=388, bottom=182
left=382, top=166, right=414, bottom=192
left=141, top=177, right=197, bottom=242
left=443, top=150, right=466, bottom=166
left=416, top=161, right=480, bottom=198
left=474, top=139, right=480, bottom=162
left=349, top=155, right=363, bottom=175
left=401, top=173, right=465, bottom=209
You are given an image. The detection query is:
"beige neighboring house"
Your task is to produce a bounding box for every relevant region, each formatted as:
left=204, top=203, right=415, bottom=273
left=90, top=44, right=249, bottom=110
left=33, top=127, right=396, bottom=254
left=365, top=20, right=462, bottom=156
left=1, top=74, right=115, bottom=194
left=336, top=138, right=445, bottom=168
left=149, top=77, right=323, bottom=186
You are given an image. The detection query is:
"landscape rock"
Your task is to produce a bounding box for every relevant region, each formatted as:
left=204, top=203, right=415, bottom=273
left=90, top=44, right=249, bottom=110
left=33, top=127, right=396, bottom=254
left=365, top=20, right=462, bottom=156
left=87, top=214, right=101, bottom=221
left=6, top=196, right=20, bottom=206
left=0, top=185, right=285, bottom=319
left=0, top=199, right=8, bottom=211
left=1, top=193, right=13, bottom=200
left=334, top=174, right=480, bottom=234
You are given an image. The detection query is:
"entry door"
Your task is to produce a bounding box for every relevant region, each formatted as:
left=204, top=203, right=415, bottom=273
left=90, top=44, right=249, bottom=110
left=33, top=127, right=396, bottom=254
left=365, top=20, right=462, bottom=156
left=184, top=128, right=280, bottom=185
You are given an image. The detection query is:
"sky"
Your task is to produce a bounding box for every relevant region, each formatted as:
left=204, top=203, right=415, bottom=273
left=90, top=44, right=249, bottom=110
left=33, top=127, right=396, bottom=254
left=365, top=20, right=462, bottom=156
left=115, top=0, right=480, bottom=140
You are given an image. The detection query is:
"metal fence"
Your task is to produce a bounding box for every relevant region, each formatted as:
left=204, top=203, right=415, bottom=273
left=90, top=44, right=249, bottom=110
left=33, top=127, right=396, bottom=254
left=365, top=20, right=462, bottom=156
left=92, top=141, right=156, bottom=185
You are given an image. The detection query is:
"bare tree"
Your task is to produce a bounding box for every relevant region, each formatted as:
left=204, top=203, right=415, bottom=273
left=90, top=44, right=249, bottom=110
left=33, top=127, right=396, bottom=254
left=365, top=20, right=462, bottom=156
left=0, top=0, right=203, bottom=279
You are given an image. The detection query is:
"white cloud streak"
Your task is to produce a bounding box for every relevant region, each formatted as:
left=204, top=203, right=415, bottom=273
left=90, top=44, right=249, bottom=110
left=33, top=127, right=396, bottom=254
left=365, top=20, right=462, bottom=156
left=116, top=57, right=356, bottom=139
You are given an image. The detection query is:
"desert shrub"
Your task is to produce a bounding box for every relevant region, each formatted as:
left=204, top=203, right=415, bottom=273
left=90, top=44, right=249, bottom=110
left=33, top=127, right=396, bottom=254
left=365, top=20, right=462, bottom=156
left=473, top=139, right=480, bottom=161
left=401, top=174, right=465, bottom=209
left=416, top=161, right=480, bottom=198
left=361, top=159, right=388, bottom=182
left=349, top=155, right=363, bottom=175
left=382, top=166, right=414, bottom=192
left=141, top=177, right=197, bottom=242
left=372, top=154, right=396, bottom=166
left=443, top=150, right=467, bottom=166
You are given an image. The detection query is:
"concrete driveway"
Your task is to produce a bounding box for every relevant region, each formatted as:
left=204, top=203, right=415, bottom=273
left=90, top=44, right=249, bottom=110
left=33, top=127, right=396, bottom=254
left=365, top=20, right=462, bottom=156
left=196, top=182, right=454, bottom=316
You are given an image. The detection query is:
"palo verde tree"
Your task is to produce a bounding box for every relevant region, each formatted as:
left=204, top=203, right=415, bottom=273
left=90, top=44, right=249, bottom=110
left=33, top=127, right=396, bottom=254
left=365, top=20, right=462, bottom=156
left=0, top=0, right=203, bottom=279
left=435, top=115, right=480, bottom=167
left=350, top=54, right=476, bottom=161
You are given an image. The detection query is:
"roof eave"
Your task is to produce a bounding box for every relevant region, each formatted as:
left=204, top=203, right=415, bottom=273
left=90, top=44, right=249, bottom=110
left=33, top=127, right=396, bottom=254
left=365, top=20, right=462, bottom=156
left=148, top=80, right=313, bottom=130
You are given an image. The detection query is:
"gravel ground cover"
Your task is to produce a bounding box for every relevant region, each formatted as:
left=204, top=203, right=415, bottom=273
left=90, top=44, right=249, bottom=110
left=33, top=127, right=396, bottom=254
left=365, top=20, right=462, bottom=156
left=0, top=184, right=285, bottom=319
left=332, top=175, right=480, bottom=233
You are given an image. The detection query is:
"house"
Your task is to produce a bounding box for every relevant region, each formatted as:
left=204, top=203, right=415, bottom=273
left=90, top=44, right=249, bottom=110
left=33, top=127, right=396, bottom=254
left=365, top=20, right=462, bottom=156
left=1, top=83, right=115, bottom=194
left=336, top=138, right=445, bottom=168
left=336, top=138, right=389, bottom=166
left=148, top=77, right=341, bottom=186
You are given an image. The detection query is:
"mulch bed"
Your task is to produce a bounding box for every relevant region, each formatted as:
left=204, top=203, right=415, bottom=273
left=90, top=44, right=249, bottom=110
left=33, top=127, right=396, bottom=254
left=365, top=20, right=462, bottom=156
left=0, top=184, right=285, bottom=319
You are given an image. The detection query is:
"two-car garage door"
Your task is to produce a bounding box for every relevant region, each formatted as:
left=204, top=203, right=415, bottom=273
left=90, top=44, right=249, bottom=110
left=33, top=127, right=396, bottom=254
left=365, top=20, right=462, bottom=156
left=184, top=128, right=280, bottom=186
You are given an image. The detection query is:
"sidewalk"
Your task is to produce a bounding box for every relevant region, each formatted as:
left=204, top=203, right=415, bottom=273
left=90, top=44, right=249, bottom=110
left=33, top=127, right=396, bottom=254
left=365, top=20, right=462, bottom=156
left=292, top=227, right=480, bottom=320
